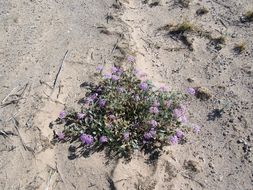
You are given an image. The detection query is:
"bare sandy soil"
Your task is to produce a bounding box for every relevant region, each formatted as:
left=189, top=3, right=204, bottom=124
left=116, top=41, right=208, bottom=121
left=0, top=0, right=252, bottom=189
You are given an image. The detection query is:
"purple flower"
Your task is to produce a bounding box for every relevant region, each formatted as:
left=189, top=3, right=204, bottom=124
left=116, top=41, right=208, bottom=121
left=178, top=115, right=187, bottom=123
left=139, top=82, right=148, bottom=91
left=103, top=74, right=111, bottom=79
left=170, top=135, right=178, bottom=145
left=149, top=106, right=159, bottom=114
left=172, top=108, right=183, bottom=118
left=173, top=107, right=187, bottom=123
left=144, top=128, right=156, bottom=140
left=127, top=55, right=135, bottom=63
left=111, top=66, right=119, bottom=73
left=123, top=132, right=129, bottom=140
left=57, top=132, right=65, bottom=140
left=144, top=132, right=153, bottom=140
left=192, top=124, right=201, bottom=134
left=109, top=114, right=116, bottom=120
left=59, top=111, right=66, bottom=119
left=77, top=113, right=85, bottom=120
left=176, top=130, right=184, bottom=139
left=80, top=134, right=94, bottom=145
left=149, top=128, right=156, bottom=136
left=117, top=87, right=125, bottom=93
left=96, top=65, right=103, bottom=71
left=111, top=75, right=119, bottom=81
left=99, top=99, right=106, bottom=107
left=148, top=119, right=158, bottom=127
left=186, top=87, right=196, bottom=95
left=86, top=93, right=98, bottom=104
left=99, top=136, right=108, bottom=143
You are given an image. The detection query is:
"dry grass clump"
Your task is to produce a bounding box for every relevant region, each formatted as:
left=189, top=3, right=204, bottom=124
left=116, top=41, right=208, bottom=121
left=241, top=11, right=253, bottom=23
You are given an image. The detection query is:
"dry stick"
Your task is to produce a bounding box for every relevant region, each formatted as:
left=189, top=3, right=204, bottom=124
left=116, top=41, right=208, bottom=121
left=16, top=82, right=29, bottom=97
left=45, top=168, right=56, bottom=190
left=1, top=83, right=29, bottom=107
left=0, top=130, right=16, bottom=137
left=111, top=35, right=123, bottom=55
left=1, top=86, right=18, bottom=104
left=11, top=116, right=27, bottom=151
left=52, top=50, right=69, bottom=91
left=181, top=174, right=205, bottom=188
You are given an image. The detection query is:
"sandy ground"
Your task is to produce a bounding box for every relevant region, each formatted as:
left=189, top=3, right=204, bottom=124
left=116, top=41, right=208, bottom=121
left=0, top=0, right=253, bottom=189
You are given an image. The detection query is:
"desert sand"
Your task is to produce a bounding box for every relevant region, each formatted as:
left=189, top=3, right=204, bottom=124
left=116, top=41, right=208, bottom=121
left=0, top=0, right=252, bottom=189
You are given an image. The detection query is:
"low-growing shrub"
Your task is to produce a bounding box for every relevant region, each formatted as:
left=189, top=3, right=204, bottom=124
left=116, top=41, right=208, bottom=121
left=53, top=64, right=199, bottom=158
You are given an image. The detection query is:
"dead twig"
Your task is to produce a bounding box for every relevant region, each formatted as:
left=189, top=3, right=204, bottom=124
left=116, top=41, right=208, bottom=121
left=181, top=174, right=205, bottom=188
left=53, top=50, right=69, bottom=90
left=1, top=86, right=18, bottom=104
left=57, top=84, right=62, bottom=99
left=45, top=168, right=56, bottom=190
left=0, top=130, right=16, bottom=138
left=111, top=35, right=123, bottom=55
left=1, top=83, right=29, bottom=108
left=11, top=116, right=27, bottom=151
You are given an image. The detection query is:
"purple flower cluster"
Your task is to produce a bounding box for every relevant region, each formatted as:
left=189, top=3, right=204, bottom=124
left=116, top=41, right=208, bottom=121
left=86, top=93, right=98, bottom=104
left=139, top=82, right=148, bottom=91
left=176, top=130, right=184, bottom=139
left=186, top=87, right=196, bottom=95
left=103, top=74, right=111, bottom=79
left=172, top=105, right=187, bottom=123
left=59, top=111, right=66, bottom=119
left=111, top=66, right=119, bottom=73
left=127, top=55, right=135, bottom=63
left=57, top=132, right=65, bottom=140
left=169, top=130, right=184, bottom=145
left=99, top=99, right=106, bottom=107
left=77, top=113, right=85, bottom=120
left=123, top=132, right=130, bottom=140
left=149, top=106, right=159, bottom=114
left=170, top=135, right=178, bottom=145
left=148, top=119, right=158, bottom=127
left=99, top=136, right=108, bottom=143
left=144, top=128, right=156, bottom=140
left=111, top=75, right=120, bottom=81
left=96, top=65, right=103, bottom=72
left=80, top=134, right=94, bottom=145
left=117, top=87, right=125, bottom=93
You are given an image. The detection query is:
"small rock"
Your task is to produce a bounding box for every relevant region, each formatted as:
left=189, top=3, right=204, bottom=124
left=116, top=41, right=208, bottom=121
left=187, top=78, right=194, bottom=83
left=208, top=162, right=215, bottom=169
left=218, top=176, right=223, bottom=181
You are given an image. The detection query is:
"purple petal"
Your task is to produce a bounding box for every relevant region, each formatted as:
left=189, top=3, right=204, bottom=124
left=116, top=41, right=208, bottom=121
left=186, top=87, right=196, bottom=95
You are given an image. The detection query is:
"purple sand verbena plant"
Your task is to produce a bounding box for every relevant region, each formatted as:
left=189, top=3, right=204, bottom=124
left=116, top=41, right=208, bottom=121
left=54, top=65, right=199, bottom=158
